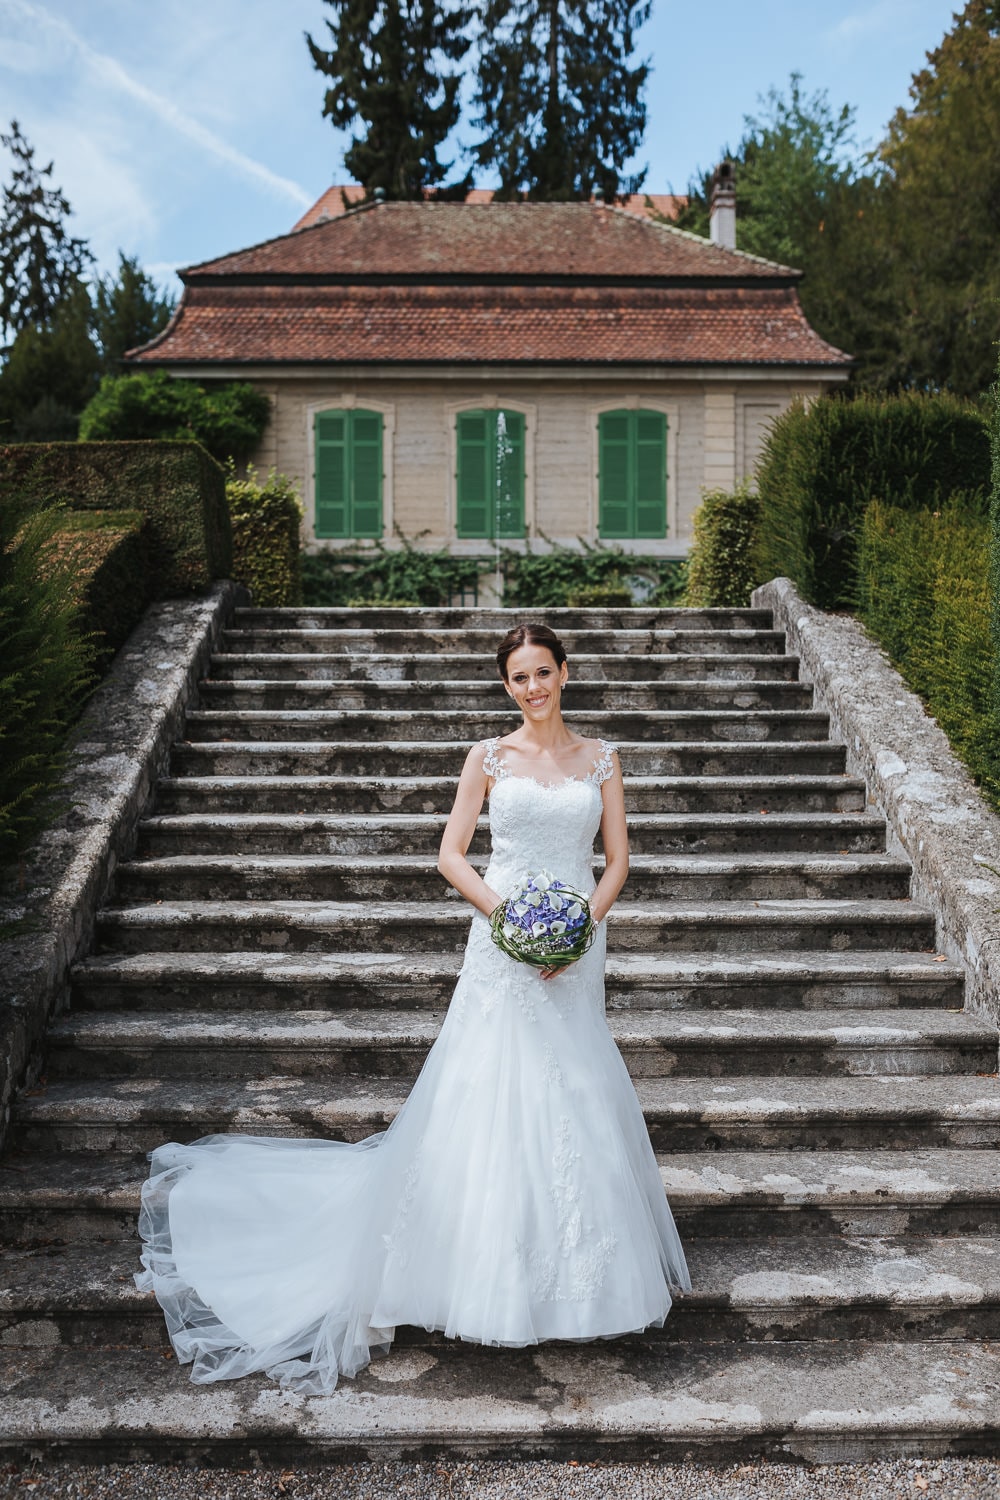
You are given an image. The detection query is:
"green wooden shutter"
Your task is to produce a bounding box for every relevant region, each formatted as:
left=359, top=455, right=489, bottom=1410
left=456, top=411, right=490, bottom=538
left=315, top=411, right=348, bottom=538
left=495, top=410, right=524, bottom=538
left=634, top=410, right=667, bottom=538
left=349, top=410, right=383, bottom=538
left=598, top=411, right=632, bottom=538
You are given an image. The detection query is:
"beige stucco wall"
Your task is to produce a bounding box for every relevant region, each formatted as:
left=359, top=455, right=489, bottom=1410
left=246, top=371, right=837, bottom=553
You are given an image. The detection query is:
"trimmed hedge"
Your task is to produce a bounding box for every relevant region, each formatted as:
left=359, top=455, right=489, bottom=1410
left=856, top=498, right=999, bottom=804
left=684, top=484, right=762, bottom=607
left=79, top=371, right=270, bottom=466
left=0, top=441, right=231, bottom=595
left=40, top=511, right=151, bottom=666
left=227, top=469, right=304, bottom=607
left=756, top=393, right=991, bottom=609
left=992, top=379, right=1000, bottom=744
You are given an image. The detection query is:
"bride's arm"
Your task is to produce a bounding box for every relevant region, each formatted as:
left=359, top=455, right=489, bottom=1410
left=590, top=751, right=629, bottom=924
left=437, top=744, right=504, bottom=917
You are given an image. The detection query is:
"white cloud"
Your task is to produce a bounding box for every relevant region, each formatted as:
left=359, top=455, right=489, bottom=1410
left=0, top=0, right=313, bottom=207
left=825, top=0, right=917, bottom=48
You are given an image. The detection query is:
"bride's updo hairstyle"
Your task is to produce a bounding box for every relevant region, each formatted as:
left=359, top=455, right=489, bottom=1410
left=496, top=622, right=568, bottom=681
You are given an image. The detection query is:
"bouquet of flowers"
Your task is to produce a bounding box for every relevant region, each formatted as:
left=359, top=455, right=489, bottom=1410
left=489, top=871, right=596, bottom=970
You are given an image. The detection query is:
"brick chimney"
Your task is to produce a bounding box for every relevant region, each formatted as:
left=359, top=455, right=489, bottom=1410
left=709, top=162, right=736, bottom=250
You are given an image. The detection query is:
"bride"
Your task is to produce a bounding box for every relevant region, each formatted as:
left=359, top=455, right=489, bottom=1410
left=135, top=621, right=690, bottom=1393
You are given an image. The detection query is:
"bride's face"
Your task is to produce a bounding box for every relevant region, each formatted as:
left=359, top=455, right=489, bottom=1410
left=503, top=643, right=569, bottom=722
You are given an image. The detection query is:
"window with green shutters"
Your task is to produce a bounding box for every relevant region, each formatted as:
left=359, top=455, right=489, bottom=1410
left=456, top=409, right=525, bottom=539
left=314, top=409, right=383, bottom=539
left=598, top=409, right=667, bottom=539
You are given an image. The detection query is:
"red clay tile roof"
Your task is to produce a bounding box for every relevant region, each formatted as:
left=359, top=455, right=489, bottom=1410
left=293, top=187, right=686, bottom=231
left=184, top=201, right=796, bottom=282
left=131, top=282, right=849, bottom=367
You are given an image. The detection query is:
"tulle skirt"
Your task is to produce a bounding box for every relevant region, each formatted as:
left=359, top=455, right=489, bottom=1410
left=136, top=917, right=691, bottom=1393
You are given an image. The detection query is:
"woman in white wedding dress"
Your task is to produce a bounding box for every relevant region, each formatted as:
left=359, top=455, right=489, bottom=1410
left=135, top=622, right=690, bottom=1393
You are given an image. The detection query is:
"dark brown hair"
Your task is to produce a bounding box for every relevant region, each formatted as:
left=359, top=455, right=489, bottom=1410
left=495, top=622, right=568, bottom=681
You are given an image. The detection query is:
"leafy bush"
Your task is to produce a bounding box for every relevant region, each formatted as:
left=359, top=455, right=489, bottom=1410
left=756, top=392, right=990, bottom=609
left=856, top=498, right=999, bottom=804
left=991, top=377, right=1000, bottom=741
left=684, top=483, right=763, bottom=607
left=564, top=582, right=633, bottom=607
left=39, top=510, right=151, bottom=666
left=0, top=441, right=231, bottom=595
left=303, top=541, right=484, bottom=607
left=0, top=501, right=95, bottom=869
left=227, top=468, right=304, bottom=607
left=501, top=542, right=686, bottom=609
left=78, top=371, right=270, bottom=465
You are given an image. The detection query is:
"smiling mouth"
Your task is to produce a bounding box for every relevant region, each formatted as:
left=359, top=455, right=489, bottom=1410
left=526, top=696, right=548, bottom=706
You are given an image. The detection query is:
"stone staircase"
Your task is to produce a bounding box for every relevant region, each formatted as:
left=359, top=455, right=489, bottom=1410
left=3, top=604, right=1000, bottom=1463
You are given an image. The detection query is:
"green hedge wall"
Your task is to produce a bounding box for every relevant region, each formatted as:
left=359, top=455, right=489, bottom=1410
left=991, top=379, right=1000, bottom=744
left=0, top=441, right=231, bottom=595
left=684, top=484, right=762, bottom=607
left=856, top=498, right=999, bottom=804
left=756, top=393, right=990, bottom=609
left=502, top=545, right=686, bottom=609
left=41, top=511, right=152, bottom=666
left=227, top=470, right=304, bottom=607
left=303, top=544, right=484, bottom=607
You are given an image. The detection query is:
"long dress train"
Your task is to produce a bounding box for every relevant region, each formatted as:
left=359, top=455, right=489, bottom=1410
left=135, top=737, right=691, bottom=1393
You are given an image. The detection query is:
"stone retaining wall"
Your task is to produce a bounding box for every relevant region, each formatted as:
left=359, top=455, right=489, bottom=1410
left=0, top=582, right=246, bottom=1147
left=754, top=577, right=1000, bottom=1032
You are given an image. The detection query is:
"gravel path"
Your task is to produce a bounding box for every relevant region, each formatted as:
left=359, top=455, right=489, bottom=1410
left=4, top=1459, right=1000, bottom=1500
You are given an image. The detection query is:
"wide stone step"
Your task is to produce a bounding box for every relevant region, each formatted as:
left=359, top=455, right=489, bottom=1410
left=6, top=1338, right=1000, bottom=1463
left=7, top=1147, right=999, bottom=1246
left=170, top=738, right=849, bottom=778
left=94, top=898, right=934, bottom=957
left=115, top=851, right=911, bottom=904
left=196, top=679, right=815, bottom=714
left=12, top=1074, right=1000, bottom=1154
left=233, top=605, right=775, bottom=630
left=5, top=1233, right=1000, bottom=1351
left=222, top=627, right=788, bottom=658
left=70, top=948, right=965, bottom=1014
left=154, top=773, right=868, bottom=816
left=137, top=810, right=887, bottom=858
left=209, top=651, right=803, bottom=684
left=45, top=1008, right=995, bottom=1083
left=182, top=708, right=831, bottom=745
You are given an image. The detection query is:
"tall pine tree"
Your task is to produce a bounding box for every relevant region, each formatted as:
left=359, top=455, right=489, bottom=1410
left=474, top=0, right=649, bottom=201
left=307, top=0, right=472, bottom=200
left=0, top=120, right=93, bottom=344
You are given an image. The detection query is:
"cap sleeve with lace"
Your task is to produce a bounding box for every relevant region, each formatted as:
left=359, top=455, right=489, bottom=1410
left=482, top=736, right=508, bottom=782
left=592, top=739, right=619, bottom=786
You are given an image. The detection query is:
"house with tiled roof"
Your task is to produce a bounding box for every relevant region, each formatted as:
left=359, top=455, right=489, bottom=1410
left=128, top=190, right=850, bottom=557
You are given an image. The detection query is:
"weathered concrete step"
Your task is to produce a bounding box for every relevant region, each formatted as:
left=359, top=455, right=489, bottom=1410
left=114, top=852, right=912, bottom=904
left=7, top=1147, right=1000, bottom=1246
left=170, top=738, right=849, bottom=778
left=181, top=708, right=831, bottom=744
left=6, top=1234, right=1000, bottom=1350
left=155, top=773, right=868, bottom=816
left=94, top=899, right=934, bottom=957
left=71, top=949, right=964, bottom=1014
left=197, top=680, right=815, bottom=713
left=210, top=651, right=803, bottom=684
left=222, top=627, right=788, bottom=658
left=5, top=1338, right=1000, bottom=1463
left=233, top=605, right=776, bottom=630
left=45, top=1008, right=995, bottom=1083
left=13, top=1074, right=1000, bottom=1155
left=138, top=810, right=887, bottom=858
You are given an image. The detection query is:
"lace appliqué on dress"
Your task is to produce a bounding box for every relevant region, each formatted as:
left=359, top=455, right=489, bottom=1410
left=516, top=1115, right=618, bottom=1304
left=591, top=739, right=618, bottom=787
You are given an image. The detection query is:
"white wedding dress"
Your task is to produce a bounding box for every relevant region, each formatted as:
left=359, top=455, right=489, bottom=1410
left=136, top=737, right=691, bottom=1393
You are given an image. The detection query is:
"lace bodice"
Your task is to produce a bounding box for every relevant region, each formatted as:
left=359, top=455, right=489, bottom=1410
left=481, top=737, right=617, bottom=894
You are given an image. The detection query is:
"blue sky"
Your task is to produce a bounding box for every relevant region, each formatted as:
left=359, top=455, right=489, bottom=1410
left=0, top=0, right=963, bottom=291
